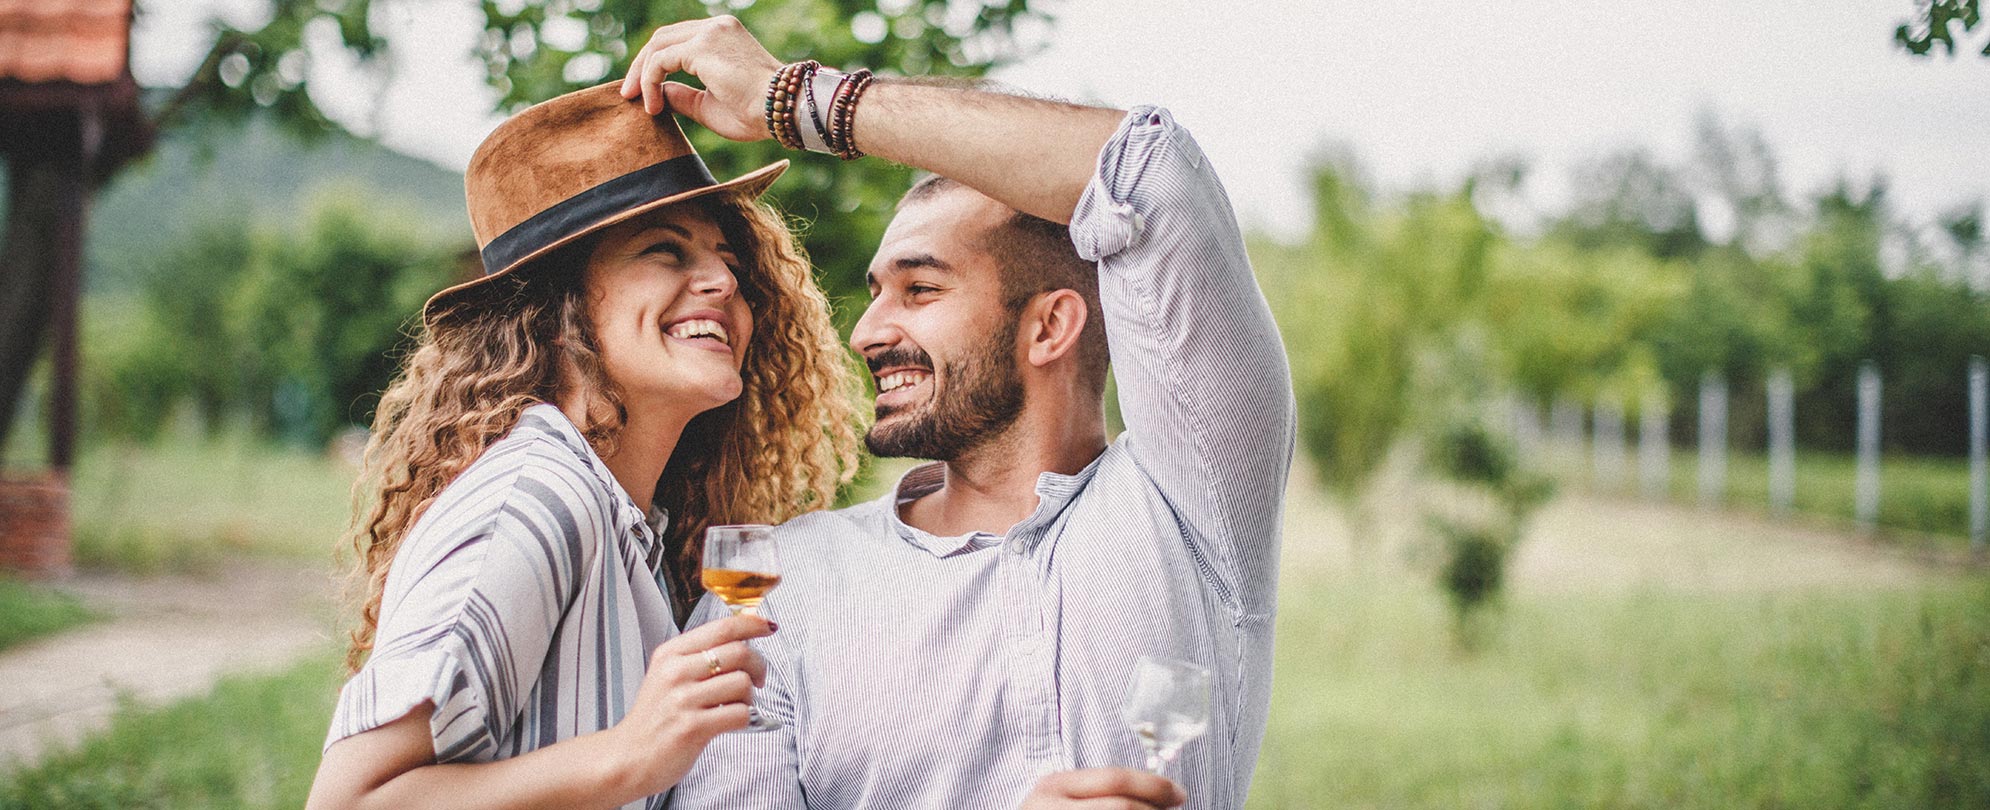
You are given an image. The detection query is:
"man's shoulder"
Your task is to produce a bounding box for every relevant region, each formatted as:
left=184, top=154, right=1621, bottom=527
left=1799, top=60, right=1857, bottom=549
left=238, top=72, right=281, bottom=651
left=773, top=498, right=889, bottom=547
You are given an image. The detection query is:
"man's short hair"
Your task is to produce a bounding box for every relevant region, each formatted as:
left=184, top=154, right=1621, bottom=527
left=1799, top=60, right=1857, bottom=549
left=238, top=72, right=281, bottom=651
left=899, top=175, right=1110, bottom=395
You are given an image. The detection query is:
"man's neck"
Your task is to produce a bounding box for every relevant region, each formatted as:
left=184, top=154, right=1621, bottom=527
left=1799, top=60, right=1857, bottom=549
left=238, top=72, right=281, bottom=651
left=899, top=414, right=1106, bottom=538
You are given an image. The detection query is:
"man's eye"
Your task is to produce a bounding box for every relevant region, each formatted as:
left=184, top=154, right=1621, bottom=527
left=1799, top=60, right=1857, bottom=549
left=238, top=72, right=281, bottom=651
left=908, top=285, right=939, bottom=295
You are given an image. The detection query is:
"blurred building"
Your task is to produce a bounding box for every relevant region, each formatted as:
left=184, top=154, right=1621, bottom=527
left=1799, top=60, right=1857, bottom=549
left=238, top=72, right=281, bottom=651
left=0, top=0, right=155, bottom=576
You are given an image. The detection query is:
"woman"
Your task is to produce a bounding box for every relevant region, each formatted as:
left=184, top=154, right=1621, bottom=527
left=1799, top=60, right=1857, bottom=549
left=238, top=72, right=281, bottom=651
left=305, top=84, right=860, bottom=810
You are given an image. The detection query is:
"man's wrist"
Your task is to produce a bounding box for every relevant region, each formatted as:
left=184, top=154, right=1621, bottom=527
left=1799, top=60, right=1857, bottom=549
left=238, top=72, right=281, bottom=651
left=763, top=61, right=875, bottom=159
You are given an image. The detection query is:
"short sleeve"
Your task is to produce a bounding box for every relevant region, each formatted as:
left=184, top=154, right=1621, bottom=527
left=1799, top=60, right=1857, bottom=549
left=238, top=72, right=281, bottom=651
left=324, top=464, right=607, bottom=761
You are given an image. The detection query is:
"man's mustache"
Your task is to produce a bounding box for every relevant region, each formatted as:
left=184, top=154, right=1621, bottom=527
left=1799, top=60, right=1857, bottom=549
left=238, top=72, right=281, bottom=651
left=866, top=347, right=934, bottom=376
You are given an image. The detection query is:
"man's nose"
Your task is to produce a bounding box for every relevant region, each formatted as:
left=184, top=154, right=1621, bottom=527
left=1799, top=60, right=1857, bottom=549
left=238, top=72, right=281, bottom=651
left=850, top=298, right=893, bottom=356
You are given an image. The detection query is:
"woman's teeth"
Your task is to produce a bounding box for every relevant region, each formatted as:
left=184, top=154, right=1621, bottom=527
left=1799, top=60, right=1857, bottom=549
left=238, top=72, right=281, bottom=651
left=666, top=319, right=729, bottom=345
left=878, top=371, right=929, bottom=393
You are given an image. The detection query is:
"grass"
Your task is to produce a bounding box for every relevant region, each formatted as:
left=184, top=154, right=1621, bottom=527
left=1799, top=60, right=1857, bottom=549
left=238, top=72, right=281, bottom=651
left=0, top=579, right=94, bottom=653
left=26, top=430, right=359, bottom=574
left=0, top=652, right=344, bottom=810
left=6, top=560, right=1981, bottom=809
left=1248, top=571, right=1990, bottom=809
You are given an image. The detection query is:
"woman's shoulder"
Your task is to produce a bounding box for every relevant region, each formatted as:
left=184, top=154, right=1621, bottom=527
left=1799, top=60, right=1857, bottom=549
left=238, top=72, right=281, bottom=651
left=408, top=407, right=622, bottom=553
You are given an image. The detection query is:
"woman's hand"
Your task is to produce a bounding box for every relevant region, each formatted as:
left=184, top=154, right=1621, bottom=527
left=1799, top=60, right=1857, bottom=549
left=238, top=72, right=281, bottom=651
left=600, top=612, right=776, bottom=798
left=619, top=15, right=783, bottom=142
left=307, top=614, right=774, bottom=810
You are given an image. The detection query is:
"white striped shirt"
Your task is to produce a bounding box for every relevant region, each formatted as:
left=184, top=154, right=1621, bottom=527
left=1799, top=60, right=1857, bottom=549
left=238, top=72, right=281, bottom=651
left=327, top=404, right=712, bottom=810
left=672, top=107, right=1296, bottom=810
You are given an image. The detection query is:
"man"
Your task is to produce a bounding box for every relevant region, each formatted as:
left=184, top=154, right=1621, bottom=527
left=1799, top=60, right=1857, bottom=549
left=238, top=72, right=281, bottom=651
left=621, top=16, right=1294, bottom=810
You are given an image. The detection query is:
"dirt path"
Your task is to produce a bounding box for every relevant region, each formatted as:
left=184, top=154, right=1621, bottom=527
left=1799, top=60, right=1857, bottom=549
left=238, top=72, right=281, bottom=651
left=0, top=560, right=333, bottom=767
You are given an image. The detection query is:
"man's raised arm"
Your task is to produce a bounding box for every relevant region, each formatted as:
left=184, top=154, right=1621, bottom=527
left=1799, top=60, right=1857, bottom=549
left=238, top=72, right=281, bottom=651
left=617, top=15, right=1117, bottom=223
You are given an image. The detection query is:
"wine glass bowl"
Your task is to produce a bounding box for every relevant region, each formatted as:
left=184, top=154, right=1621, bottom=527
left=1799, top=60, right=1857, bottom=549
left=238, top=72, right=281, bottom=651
left=1121, top=654, right=1211, bottom=774
left=702, top=525, right=782, bottom=616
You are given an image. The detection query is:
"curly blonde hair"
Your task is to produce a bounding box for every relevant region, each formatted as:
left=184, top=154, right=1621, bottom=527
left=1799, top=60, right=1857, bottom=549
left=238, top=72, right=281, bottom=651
left=342, top=193, right=862, bottom=673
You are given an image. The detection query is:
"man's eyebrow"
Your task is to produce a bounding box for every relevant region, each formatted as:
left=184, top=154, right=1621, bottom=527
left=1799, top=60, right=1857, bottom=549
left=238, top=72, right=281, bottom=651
left=895, top=253, right=953, bottom=273
left=866, top=253, right=954, bottom=287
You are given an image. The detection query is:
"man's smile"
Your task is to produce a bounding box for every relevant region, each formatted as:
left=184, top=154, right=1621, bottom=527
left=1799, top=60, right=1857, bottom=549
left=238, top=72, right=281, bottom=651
left=874, top=367, right=933, bottom=409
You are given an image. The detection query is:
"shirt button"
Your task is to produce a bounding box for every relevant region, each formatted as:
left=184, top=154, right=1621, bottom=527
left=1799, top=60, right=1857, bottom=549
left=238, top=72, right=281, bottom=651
left=1007, top=537, right=1028, bottom=555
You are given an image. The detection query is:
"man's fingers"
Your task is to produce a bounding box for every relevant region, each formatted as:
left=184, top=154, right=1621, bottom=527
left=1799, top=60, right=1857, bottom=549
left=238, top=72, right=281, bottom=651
left=1047, top=769, right=1185, bottom=806
left=661, top=82, right=710, bottom=122
left=638, top=48, right=672, bottom=115
left=644, top=17, right=715, bottom=51
left=624, top=17, right=724, bottom=103
left=660, top=613, right=774, bottom=655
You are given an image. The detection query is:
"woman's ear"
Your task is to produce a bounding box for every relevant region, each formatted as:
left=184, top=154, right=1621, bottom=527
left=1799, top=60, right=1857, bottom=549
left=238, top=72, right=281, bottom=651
left=1022, top=289, right=1090, bottom=371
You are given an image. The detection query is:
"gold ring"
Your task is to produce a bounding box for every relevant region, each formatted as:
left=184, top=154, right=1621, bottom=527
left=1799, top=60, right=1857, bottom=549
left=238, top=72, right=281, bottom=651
left=702, top=649, right=723, bottom=677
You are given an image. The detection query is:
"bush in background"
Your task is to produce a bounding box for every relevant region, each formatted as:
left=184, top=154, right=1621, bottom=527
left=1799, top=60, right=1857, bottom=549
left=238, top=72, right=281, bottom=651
left=86, top=185, right=458, bottom=448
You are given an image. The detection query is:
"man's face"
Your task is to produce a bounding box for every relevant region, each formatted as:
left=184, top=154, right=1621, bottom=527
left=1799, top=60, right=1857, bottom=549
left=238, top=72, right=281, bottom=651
left=851, top=189, right=1025, bottom=460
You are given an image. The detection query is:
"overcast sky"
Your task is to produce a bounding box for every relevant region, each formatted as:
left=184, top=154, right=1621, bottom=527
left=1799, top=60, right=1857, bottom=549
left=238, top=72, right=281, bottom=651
left=132, top=1, right=1990, bottom=240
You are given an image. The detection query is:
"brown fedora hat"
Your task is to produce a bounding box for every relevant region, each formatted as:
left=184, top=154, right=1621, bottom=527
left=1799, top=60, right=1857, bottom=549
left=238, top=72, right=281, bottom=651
left=422, top=82, right=788, bottom=326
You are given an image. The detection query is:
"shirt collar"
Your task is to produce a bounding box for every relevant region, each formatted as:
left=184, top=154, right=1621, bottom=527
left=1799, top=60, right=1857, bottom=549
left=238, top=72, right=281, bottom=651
left=882, top=452, right=1107, bottom=559
left=520, top=403, right=668, bottom=570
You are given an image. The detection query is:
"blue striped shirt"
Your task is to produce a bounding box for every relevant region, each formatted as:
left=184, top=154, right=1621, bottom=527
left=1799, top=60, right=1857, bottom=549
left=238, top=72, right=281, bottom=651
left=672, top=106, right=1296, bottom=810
left=327, top=404, right=714, bottom=810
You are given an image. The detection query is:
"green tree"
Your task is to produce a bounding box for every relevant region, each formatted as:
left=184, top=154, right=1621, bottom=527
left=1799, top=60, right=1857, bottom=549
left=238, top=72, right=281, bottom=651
left=87, top=188, right=456, bottom=445
left=229, top=188, right=459, bottom=445
left=173, top=0, right=1049, bottom=327
left=1896, top=0, right=1987, bottom=57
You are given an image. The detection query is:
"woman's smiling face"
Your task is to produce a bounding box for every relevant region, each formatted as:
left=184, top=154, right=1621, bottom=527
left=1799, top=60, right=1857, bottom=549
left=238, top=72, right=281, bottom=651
left=581, top=203, right=755, bottom=413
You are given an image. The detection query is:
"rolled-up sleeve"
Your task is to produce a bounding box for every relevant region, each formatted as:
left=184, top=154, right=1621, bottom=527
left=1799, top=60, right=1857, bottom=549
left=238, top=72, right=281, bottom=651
left=1069, top=106, right=1296, bottom=617
left=325, top=467, right=601, bottom=762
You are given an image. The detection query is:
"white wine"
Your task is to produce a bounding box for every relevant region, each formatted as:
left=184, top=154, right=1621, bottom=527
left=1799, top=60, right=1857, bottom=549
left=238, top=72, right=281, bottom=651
left=1133, top=712, right=1209, bottom=767
left=702, top=567, right=781, bottom=611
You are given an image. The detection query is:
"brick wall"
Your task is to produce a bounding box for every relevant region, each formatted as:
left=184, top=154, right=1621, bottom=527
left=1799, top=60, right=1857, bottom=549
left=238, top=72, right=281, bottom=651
left=0, top=473, right=72, bottom=578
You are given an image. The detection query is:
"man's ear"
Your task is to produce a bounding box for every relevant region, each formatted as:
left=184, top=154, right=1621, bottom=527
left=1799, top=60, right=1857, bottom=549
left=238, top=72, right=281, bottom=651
left=1021, top=289, right=1090, bottom=370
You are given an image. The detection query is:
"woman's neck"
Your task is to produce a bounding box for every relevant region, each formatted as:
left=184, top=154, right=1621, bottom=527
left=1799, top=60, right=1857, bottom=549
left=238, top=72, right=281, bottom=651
left=557, top=395, right=687, bottom=510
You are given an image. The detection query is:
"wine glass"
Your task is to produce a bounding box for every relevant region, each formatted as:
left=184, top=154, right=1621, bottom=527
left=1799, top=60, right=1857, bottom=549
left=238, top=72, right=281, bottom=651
left=1121, top=654, right=1211, bottom=774
left=701, top=524, right=783, bottom=732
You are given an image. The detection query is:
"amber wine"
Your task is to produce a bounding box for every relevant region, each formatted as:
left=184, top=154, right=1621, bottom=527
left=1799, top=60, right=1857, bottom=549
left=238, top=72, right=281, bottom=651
left=702, top=568, right=782, bottom=611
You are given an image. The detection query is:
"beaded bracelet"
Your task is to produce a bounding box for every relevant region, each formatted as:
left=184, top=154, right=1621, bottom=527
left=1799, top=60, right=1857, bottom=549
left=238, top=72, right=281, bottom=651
left=826, top=68, right=874, bottom=160
left=765, top=60, right=874, bottom=159
left=762, top=60, right=818, bottom=149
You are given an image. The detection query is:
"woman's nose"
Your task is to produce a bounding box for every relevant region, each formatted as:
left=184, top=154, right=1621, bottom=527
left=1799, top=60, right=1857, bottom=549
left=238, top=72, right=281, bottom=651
left=693, top=256, right=738, bottom=298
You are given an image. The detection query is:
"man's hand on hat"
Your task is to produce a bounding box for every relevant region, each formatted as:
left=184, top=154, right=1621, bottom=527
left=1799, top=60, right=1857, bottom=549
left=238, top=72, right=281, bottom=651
left=620, top=15, right=782, bottom=143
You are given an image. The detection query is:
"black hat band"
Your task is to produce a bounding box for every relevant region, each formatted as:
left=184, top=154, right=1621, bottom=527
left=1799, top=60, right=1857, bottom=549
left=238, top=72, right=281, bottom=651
left=479, top=153, right=720, bottom=276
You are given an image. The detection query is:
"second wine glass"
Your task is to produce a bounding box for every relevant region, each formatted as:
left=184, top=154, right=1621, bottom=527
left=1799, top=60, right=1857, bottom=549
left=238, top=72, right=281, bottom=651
left=1121, top=654, right=1211, bottom=774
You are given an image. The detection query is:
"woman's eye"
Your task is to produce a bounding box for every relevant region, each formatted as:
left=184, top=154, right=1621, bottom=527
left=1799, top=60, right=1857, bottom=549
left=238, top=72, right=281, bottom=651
left=644, top=241, right=686, bottom=262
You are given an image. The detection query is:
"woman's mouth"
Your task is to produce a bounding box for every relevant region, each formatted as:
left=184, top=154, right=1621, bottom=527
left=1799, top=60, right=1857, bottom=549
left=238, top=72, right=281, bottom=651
left=663, top=314, right=733, bottom=354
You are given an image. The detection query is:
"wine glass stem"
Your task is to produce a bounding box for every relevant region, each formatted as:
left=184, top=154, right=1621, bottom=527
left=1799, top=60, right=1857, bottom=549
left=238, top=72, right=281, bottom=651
left=731, top=604, right=756, bottom=617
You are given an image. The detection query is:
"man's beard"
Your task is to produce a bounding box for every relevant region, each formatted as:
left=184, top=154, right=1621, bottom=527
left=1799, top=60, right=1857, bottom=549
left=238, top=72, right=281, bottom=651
left=864, top=320, right=1024, bottom=461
